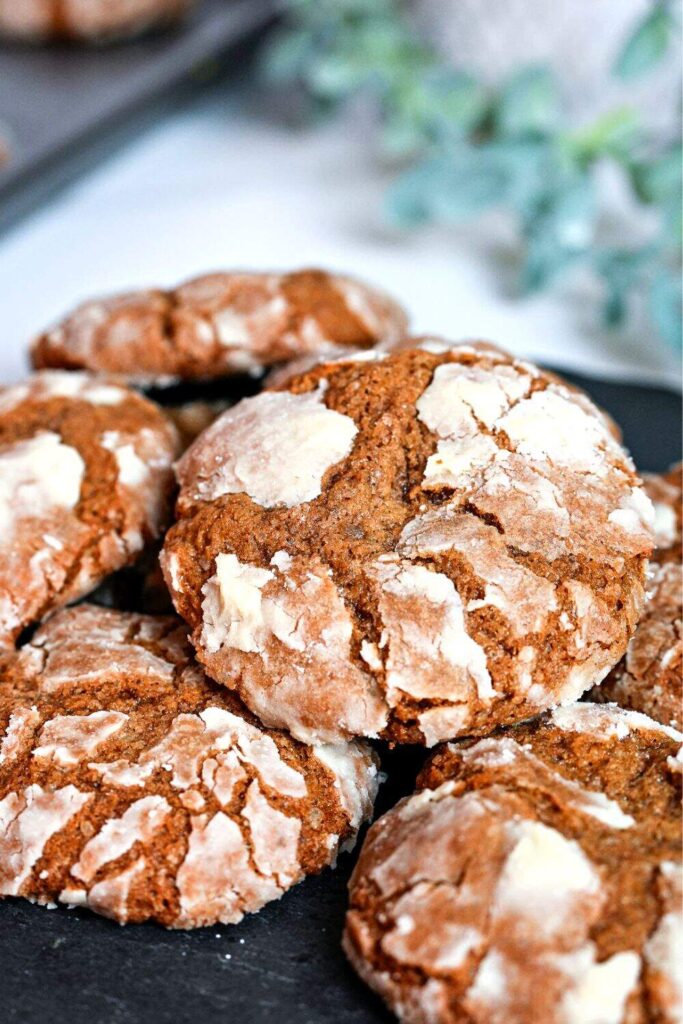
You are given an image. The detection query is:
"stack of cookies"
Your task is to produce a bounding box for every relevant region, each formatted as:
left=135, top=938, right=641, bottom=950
left=1, top=267, right=680, bottom=1024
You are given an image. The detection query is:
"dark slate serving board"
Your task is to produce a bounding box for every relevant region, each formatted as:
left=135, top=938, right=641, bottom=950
left=0, top=370, right=680, bottom=1024
left=0, top=0, right=275, bottom=234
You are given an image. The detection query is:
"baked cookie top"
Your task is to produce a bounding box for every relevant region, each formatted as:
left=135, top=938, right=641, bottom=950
left=592, top=464, right=682, bottom=728
left=0, top=0, right=189, bottom=41
left=31, top=269, right=408, bottom=385
left=345, top=703, right=683, bottom=1024
left=162, top=345, right=653, bottom=746
left=0, top=370, right=178, bottom=647
left=0, top=605, right=379, bottom=928
left=645, top=463, right=682, bottom=562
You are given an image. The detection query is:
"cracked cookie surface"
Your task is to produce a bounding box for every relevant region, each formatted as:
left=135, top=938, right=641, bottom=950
left=0, top=605, right=379, bottom=927
left=162, top=345, right=653, bottom=746
left=344, top=703, right=683, bottom=1024
left=591, top=464, right=682, bottom=728
left=0, top=371, right=178, bottom=648
left=31, top=269, right=408, bottom=385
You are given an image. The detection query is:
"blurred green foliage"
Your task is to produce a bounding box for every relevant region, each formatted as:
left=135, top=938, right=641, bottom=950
left=265, top=0, right=682, bottom=349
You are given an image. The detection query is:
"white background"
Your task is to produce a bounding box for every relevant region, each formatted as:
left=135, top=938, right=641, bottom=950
left=0, top=84, right=680, bottom=389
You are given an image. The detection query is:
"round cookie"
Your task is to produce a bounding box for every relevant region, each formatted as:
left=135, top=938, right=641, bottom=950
left=344, top=703, right=683, bottom=1024
left=0, top=370, right=178, bottom=647
left=591, top=464, right=682, bottom=728
left=0, top=605, right=379, bottom=927
left=31, top=269, right=409, bottom=385
left=0, top=0, right=189, bottom=41
left=162, top=344, right=654, bottom=746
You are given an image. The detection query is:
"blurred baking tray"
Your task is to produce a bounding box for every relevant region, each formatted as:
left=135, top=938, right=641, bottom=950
left=0, top=0, right=276, bottom=234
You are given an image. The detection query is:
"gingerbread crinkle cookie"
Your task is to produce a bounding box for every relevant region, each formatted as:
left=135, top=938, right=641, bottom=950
left=31, top=269, right=409, bottom=385
left=162, top=345, right=654, bottom=745
left=0, top=606, right=379, bottom=927
left=0, top=371, right=178, bottom=647
left=344, top=702, right=682, bottom=1024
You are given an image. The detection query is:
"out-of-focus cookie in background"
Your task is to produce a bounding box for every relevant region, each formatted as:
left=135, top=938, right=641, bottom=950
left=0, top=0, right=193, bottom=43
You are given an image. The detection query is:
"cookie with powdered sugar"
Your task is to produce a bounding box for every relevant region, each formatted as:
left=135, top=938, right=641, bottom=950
left=591, top=464, right=682, bottom=728
left=0, top=605, right=379, bottom=927
left=0, top=0, right=189, bottom=41
left=162, top=344, right=654, bottom=746
left=0, top=371, right=178, bottom=648
left=344, top=703, right=682, bottom=1024
left=31, top=269, right=408, bottom=386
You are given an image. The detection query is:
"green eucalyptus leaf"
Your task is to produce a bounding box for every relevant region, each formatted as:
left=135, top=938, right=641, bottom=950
left=271, top=0, right=681, bottom=353
left=496, top=66, right=561, bottom=138
left=614, top=5, right=675, bottom=80
left=520, top=179, right=595, bottom=291
left=659, top=194, right=683, bottom=252
left=381, top=116, right=428, bottom=158
left=649, top=269, right=683, bottom=348
left=594, top=248, right=650, bottom=324
left=262, top=29, right=314, bottom=83
left=568, top=107, right=641, bottom=165
left=520, top=233, right=575, bottom=292
left=385, top=148, right=511, bottom=226
left=353, top=20, right=432, bottom=87
left=382, top=71, right=488, bottom=155
left=384, top=158, right=445, bottom=226
left=431, top=151, right=509, bottom=220
left=413, top=69, right=488, bottom=136
left=630, top=145, right=683, bottom=204
left=490, top=140, right=554, bottom=219
left=305, top=53, right=370, bottom=97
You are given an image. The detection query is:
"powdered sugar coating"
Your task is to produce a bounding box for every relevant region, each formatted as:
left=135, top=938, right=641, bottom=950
left=0, top=707, right=40, bottom=766
left=370, top=559, right=494, bottom=723
left=164, top=345, right=651, bottom=746
left=550, top=703, right=683, bottom=744
left=345, top=704, right=681, bottom=1023
left=32, top=269, right=408, bottom=383
left=452, top=737, right=635, bottom=830
left=0, top=785, right=92, bottom=896
left=34, top=711, right=129, bottom=767
left=0, top=371, right=126, bottom=414
left=591, top=465, right=682, bottom=729
left=399, top=509, right=557, bottom=636
left=0, top=372, right=177, bottom=646
left=177, top=387, right=358, bottom=510
left=643, top=861, right=683, bottom=1023
left=71, top=796, right=171, bottom=884
left=0, top=432, right=87, bottom=644
left=197, top=552, right=387, bottom=743
left=0, top=605, right=379, bottom=927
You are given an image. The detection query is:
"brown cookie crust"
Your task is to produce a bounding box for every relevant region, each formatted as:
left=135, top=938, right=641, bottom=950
left=345, top=703, right=682, bottom=1024
left=591, top=465, right=682, bottom=728
left=31, top=269, right=409, bottom=384
left=0, top=371, right=178, bottom=647
left=0, top=0, right=189, bottom=41
left=0, top=605, right=379, bottom=927
left=162, top=345, right=653, bottom=746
